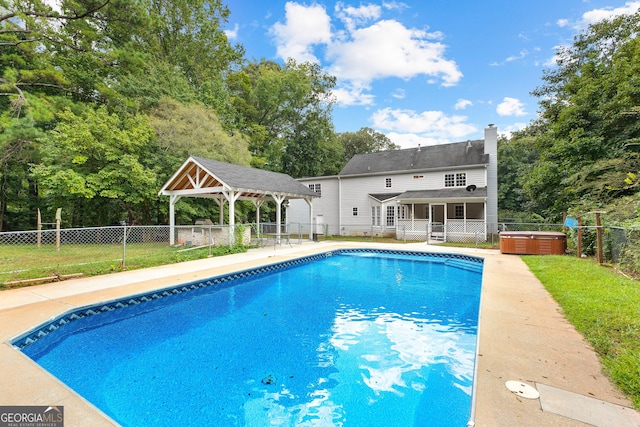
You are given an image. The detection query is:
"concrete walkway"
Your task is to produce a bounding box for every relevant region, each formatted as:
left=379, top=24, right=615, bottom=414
left=1, top=241, right=639, bottom=426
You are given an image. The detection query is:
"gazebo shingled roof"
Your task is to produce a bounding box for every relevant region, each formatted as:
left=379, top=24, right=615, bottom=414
left=159, top=156, right=318, bottom=244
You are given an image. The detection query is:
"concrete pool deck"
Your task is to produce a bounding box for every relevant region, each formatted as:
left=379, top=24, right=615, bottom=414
left=1, top=241, right=639, bottom=426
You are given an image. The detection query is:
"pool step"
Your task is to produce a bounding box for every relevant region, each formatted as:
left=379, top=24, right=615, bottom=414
left=444, top=259, right=484, bottom=273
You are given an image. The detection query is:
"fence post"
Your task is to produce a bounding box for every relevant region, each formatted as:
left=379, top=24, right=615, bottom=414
left=122, top=224, right=127, bottom=270
left=596, top=212, right=604, bottom=264
left=37, top=209, right=41, bottom=249
left=55, top=208, right=61, bottom=252
left=577, top=217, right=583, bottom=258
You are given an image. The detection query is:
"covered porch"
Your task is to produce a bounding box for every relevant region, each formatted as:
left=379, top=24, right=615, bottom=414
left=395, top=187, right=488, bottom=242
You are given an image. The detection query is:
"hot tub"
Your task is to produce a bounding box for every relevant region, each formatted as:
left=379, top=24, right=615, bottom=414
left=499, top=231, right=566, bottom=255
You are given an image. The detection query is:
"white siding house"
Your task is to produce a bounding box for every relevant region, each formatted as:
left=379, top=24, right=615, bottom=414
left=287, top=125, right=498, bottom=242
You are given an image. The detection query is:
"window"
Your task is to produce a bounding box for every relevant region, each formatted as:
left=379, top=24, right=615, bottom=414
left=353, top=207, right=358, bottom=216
left=308, top=183, right=321, bottom=196
left=386, top=205, right=395, bottom=227
left=385, top=178, right=392, bottom=188
left=444, top=174, right=455, bottom=187
left=398, top=205, right=408, bottom=220
left=445, top=172, right=466, bottom=187
left=371, top=206, right=380, bottom=226
left=413, top=175, right=424, bottom=179
left=455, top=205, right=464, bottom=219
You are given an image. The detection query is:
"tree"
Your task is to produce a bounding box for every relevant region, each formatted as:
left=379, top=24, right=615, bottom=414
left=141, top=0, right=243, bottom=88
left=32, top=106, right=158, bottom=225
left=227, top=59, right=337, bottom=174
left=521, top=11, right=640, bottom=219
left=497, top=134, right=539, bottom=213
left=149, top=97, right=251, bottom=167
left=337, top=127, right=399, bottom=163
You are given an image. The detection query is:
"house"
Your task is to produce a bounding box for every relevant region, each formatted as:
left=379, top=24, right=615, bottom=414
left=287, top=125, right=498, bottom=242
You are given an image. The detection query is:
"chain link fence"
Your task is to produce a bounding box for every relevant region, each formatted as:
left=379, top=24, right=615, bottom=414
left=2, top=222, right=639, bottom=286
left=0, top=224, right=266, bottom=286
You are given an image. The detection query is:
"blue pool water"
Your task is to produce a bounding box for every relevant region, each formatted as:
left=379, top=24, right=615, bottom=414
left=14, top=249, right=483, bottom=427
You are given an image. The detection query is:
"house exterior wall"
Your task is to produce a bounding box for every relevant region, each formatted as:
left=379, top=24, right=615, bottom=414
left=287, top=125, right=498, bottom=238
left=287, top=176, right=340, bottom=235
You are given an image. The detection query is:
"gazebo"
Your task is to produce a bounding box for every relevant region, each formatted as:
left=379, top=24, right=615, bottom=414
left=159, top=156, right=319, bottom=245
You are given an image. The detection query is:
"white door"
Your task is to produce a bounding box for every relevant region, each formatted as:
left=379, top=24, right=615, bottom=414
left=315, top=215, right=324, bottom=235
left=430, top=204, right=445, bottom=239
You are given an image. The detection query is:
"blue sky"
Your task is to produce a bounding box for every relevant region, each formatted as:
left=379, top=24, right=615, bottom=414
left=224, top=0, right=640, bottom=148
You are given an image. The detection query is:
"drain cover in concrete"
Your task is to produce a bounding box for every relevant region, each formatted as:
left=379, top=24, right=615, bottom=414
left=505, top=380, right=540, bottom=399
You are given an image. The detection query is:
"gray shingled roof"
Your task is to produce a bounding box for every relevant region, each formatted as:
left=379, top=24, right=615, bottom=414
left=397, top=187, right=487, bottom=200
left=339, top=139, right=488, bottom=176
left=191, top=156, right=319, bottom=197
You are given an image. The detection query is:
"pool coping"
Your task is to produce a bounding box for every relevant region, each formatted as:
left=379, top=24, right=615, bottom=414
left=1, top=241, right=639, bottom=426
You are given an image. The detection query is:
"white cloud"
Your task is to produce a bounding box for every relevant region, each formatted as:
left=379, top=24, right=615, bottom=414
left=224, top=23, right=239, bottom=40
left=335, top=2, right=382, bottom=32
left=506, top=49, right=529, bottom=62
left=385, top=132, right=441, bottom=148
left=382, top=1, right=410, bottom=12
left=558, top=1, right=640, bottom=30
left=371, top=108, right=477, bottom=148
left=454, top=99, right=472, bottom=110
left=580, top=1, right=640, bottom=26
left=491, top=49, right=529, bottom=66
left=270, top=2, right=462, bottom=106
left=332, top=84, right=376, bottom=106
left=326, top=19, right=461, bottom=86
left=496, top=97, right=527, bottom=116
left=270, top=2, right=332, bottom=63
left=391, top=88, right=406, bottom=99
left=499, top=122, right=529, bottom=139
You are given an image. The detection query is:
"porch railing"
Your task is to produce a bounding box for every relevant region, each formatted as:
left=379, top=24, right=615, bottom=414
left=396, top=219, right=487, bottom=242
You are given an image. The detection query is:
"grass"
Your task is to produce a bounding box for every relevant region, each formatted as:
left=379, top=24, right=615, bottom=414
left=521, top=255, right=640, bottom=409
left=0, top=243, right=248, bottom=289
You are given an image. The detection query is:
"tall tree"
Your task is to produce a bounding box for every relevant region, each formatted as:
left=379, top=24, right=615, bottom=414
left=521, top=11, right=640, bottom=219
left=32, top=106, right=158, bottom=225
left=338, top=127, right=399, bottom=163
left=227, top=59, right=337, bottom=175
left=149, top=97, right=251, bottom=167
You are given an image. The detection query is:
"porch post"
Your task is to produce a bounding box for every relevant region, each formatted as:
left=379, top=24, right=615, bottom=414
left=306, top=197, right=314, bottom=240
left=271, top=193, right=286, bottom=242
left=253, top=199, right=265, bottom=237
left=169, top=195, right=181, bottom=245
left=223, top=190, right=240, bottom=246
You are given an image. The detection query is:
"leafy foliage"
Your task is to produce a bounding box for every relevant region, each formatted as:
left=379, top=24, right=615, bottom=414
left=503, top=11, right=640, bottom=223
left=2, top=1, right=376, bottom=230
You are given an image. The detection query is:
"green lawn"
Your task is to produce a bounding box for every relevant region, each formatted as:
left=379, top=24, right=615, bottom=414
left=522, top=255, right=640, bottom=409
left=0, top=243, right=247, bottom=288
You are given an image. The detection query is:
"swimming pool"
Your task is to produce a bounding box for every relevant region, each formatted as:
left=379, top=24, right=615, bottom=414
left=12, top=249, right=483, bottom=426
